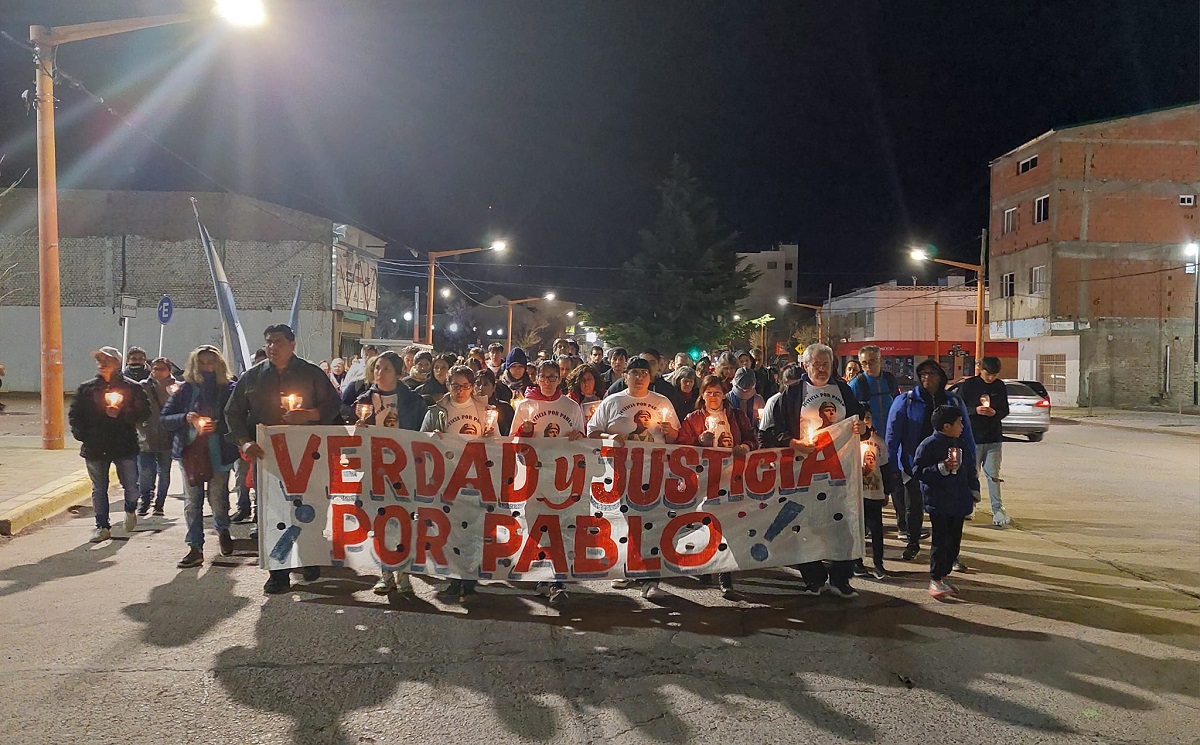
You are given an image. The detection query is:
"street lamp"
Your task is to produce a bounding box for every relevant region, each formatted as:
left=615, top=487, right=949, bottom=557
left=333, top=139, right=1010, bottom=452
left=440, top=287, right=452, bottom=299
left=1186, top=242, right=1199, bottom=406
left=778, top=297, right=825, bottom=344
left=909, top=232, right=989, bottom=368
left=506, top=292, right=555, bottom=352
left=425, top=240, right=505, bottom=345
left=30, top=2, right=265, bottom=450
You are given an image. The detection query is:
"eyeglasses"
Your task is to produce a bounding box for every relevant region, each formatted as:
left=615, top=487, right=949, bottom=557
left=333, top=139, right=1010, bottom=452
left=450, top=383, right=473, bottom=391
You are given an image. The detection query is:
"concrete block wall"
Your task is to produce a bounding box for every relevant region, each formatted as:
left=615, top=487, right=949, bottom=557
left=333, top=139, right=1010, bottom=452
left=1080, top=318, right=1196, bottom=408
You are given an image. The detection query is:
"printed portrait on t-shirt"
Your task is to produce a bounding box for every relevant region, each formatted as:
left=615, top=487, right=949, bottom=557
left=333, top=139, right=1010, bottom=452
left=459, top=422, right=479, bottom=436
left=628, top=408, right=655, bottom=442
left=818, top=400, right=838, bottom=429
left=863, top=447, right=881, bottom=490
left=717, top=431, right=734, bottom=448
left=544, top=422, right=561, bottom=437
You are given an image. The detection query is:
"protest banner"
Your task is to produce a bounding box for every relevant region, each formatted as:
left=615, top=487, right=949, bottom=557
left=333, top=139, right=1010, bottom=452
left=258, top=417, right=863, bottom=581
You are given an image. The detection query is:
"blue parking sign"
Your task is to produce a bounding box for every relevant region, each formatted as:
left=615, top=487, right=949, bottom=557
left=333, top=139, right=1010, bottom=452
left=157, top=296, right=173, bottom=325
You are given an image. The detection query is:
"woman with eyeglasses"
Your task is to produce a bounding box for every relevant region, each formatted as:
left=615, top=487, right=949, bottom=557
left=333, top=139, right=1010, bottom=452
left=421, top=365, right=498, bottom=603
left=160, top=345, right=239, bottom=569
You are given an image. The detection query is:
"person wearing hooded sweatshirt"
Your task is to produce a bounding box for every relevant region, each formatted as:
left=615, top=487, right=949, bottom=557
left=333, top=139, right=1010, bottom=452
left=760, top=343, right=865, bottom=598
left=510, top=360, right=586, bottom=608
left=727, top=367, right=766, bottom=430
left=421, top=365, right=498, bottom=603
left=354, top=351, right=427, bottom=595
left=885, top=357, right=976, bottom=563
left=499, top=347, right=535, bottom=401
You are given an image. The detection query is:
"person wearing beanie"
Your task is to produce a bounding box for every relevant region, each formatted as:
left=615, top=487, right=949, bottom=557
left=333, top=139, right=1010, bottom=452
left=500, top=347, right=535, bottom=398
left=727, top=367, right=765, bottom=429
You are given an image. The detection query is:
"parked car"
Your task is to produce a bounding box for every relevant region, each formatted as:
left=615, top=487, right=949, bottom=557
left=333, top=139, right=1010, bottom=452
left=949, top=378, right=1051, bottom=442
left=1002, top=380, right=1051, bottom=441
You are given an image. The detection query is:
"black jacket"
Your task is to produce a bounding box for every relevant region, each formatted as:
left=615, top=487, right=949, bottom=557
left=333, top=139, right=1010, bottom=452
left=69, top=375, right=150, bottom=460
left=760, top=373, right=865, bottom=448
left=224, top=355, right=341, bottom=446
left=955, top=376, right=1009, bottom=444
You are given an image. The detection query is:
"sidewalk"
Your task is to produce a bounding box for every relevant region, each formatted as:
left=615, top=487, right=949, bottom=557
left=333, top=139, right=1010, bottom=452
left=0, top=394, right=91, bottom=535
left=1052, top=405, right=1200, bottom=439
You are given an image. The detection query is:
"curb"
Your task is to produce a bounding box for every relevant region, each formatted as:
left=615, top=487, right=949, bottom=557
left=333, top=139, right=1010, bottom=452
left=1052, top=417, right=1200, bottom=440
left=0, top=469, right=92, bottom=536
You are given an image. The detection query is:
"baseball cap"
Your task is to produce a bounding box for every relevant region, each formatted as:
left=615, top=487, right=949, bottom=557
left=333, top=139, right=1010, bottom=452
left=93, top=346, right=121, bottom=363
left=626, top=358, right=652, bottom=372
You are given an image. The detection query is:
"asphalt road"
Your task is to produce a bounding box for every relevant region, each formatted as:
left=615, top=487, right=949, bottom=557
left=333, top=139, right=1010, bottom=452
left=0, top=424, right=1195, bottom=744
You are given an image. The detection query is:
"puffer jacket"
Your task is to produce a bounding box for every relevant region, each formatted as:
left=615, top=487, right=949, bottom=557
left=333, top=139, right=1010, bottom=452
left=68, top=375, right=150, bottom=460
left=885, top=361, right=975, bottom=478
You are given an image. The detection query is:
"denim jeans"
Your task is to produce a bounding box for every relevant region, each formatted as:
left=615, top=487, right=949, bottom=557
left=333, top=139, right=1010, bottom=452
left=137, top=451, right=172, bottom=511
left=182, top=470, right=231, bottom=548
left=86, top=457, right=139, bottom=529
left=234, top=456, right=252, bottom=514
left=976, top=442, right=1004, bottom=513
left=900, top=478, right=925, bottom=550
left=929, top=513, right=965, bottom=580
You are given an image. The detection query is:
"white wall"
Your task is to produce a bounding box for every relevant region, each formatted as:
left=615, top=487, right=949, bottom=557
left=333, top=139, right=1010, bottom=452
left=0, top=305, right=332, bottom=392
left=1016, top=334, right=1080, bottom=407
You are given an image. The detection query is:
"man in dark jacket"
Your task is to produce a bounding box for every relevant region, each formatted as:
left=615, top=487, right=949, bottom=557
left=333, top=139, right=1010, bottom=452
left=605, top=348, right=684, bottom=414
left=885, top=358, right=976, bottom=562
left=760, top=343, right=865, bottom=598
left=955, top=356, right=1011, bottom=527
left=69, top=346, right=150, bottom=542
left=225, top=324, right=341, bottom=595
left=135, top=357, right=176, bottom=517
left=122, top=346, right=150, bottom=383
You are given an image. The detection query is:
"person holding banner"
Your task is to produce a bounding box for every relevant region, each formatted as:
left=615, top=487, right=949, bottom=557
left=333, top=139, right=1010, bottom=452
left=421, top=365, right=499, bottom=603
left=161, top=345, right=240, bottom=568
left=587, top=357, right=681, bottom=600
left=565, top=363, right=605, bottom=424
left=225, top=324, right=342, bottom=595
left=354, top=351, right=428, bottom=595
left=760, top=343, right=864, bottom=598
left=511, top=360, right=587, bottom=607
left=675, top=374, right=759, bottom=598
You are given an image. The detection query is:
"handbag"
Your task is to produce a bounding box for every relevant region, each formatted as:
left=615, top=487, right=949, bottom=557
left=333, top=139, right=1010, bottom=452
left=181, top=433, right=214, bottom=486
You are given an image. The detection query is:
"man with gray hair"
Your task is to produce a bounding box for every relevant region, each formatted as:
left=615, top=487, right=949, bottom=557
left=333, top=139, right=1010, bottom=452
left=761, top=343, right=865, bottom=598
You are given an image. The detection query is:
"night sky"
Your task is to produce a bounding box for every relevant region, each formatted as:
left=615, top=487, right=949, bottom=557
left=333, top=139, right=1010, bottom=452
left=0, top=1, right=1196, bottom=305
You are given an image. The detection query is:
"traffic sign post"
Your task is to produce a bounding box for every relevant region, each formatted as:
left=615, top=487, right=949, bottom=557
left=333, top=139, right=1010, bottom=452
left=119, top=295, right=138, bottom=361
left=156, top=296, right=173, bottom=358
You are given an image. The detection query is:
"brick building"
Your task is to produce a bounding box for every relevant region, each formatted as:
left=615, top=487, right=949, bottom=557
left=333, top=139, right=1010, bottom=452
left=828, top=279, right=1016, bottom=384
left=987, top=104, right=1199, bottom=407
left=0, top=189, right=380, bottom=391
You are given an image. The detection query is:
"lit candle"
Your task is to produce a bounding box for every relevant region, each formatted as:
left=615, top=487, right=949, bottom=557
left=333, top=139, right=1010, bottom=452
left=282, top=393, right=302, bottom=411
left=860, top=441, right=871, bottom=458
left=803, top=422, right=817, bottom=445
left=980, top=394, right=991, bottom=409
left=486, top=408, right=498, bottom=432
left=195, top=416, right=211, bottom=431
left=660, top=407, right=671, bottom=423
left=167, top=383, right=180, bottom=395
left=355, top=403, right=373, bottom=422
left=705, top=416, right=718, bottom=432
left=104, top=391, right=122, bottom=407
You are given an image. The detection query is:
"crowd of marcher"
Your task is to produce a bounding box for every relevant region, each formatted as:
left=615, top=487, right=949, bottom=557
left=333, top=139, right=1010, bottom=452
left=69, top=326, right=1014, bottom=606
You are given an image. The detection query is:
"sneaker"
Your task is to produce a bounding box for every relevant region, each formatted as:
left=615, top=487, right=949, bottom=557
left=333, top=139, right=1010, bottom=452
left=952, top=560, right=969, bottom=572
left=263, top=574, right=292, bottom=595
left=300, top=566, right=321, bottom=583
left=217, top=529, right=234, bottom=556
left=919, top=528, right=931, bottom=539
left=438, top=579, right=463, bottom=599
left=799, top=583, right=825, bottom=597
left=136, top=504, right=150, bottom=517
left=372, top=573, right=397, bottom=595
left=152, top=509, right=165, bottom=517
left=535, top=582, right=553, bottom=597
left=611, top=578, right=637, bottom=589
left=992, top=508, right=1011, bottom=528
left=248, top=529, right=258, bottom=542
left=641, top=582, right=668, bottom=600
left=90, top=527, right=111, bottom=543
left=718, top=573, right=734, bottom=594
left=852, top=560, right=871, bottom=578
left=124, top=512, right=137, bottom=533
left=898, top=532, right=909, bottom=542
left=942, top=579, right=959, bottom=595
left=230, top=510, right=250, bottom=524
left=828, top=582, right=858, bottom=599
left=928, top=578, right=953, bottom=598
left=548, top=587, right=569, bottom=608
left=396, top=573, right=414, bottom=595
left=901, top=546, right=919, bottom=561
left=459, top=583, right=478, bottom=604
left=177, top=547, right=204, bottom=568
left=871, top=566, right=891, bottom=580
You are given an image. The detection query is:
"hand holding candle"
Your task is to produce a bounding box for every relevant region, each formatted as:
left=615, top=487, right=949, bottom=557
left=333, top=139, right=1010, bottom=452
left=660, top=407, right=671, bottom=423
left=485, top=408, right=499, bottom=435
left=705, top=415, right=718, bottom=432
left=282, top=393, right=302, bottom=412
left=195, top=416, right=213, bottom=434
left=104, top=391, right=123, bottom=408
left=355, top=403, right=373, bottom=424
left=803, top=421, right=817, bottom=445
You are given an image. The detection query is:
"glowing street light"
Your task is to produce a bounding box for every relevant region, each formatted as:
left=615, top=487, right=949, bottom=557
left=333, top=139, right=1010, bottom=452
left=440, top=287, right=452, bottom=299
left=402, top=311, right=413, bottom=321
left=29, top=4, right=263, bottom=450
left=424, top=240, right=508, bottom=344
left=778, top=297, right=825, bottom=343
left=908, top=237, right=988, bottom=365
left=506, top=293, right=555, bottom=350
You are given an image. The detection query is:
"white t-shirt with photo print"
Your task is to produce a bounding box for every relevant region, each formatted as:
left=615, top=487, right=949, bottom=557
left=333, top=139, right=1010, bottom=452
left=511, top=395, right=585, bottom=438
left=586, top=390, right=679, bottom=444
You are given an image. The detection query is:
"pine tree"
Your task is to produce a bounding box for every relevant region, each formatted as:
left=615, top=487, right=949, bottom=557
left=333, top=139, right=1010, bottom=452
left=581, top=156, right=757, bottom=352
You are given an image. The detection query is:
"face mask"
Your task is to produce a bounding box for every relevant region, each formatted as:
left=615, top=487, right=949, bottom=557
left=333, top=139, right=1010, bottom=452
left=202, top=371, right=217, bottom=383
